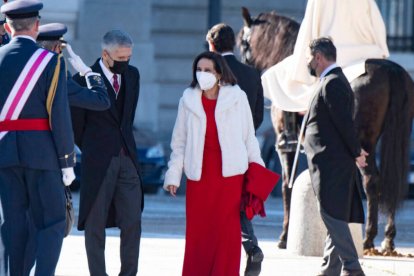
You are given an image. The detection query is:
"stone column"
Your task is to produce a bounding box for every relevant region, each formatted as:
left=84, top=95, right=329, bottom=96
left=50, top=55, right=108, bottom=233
left=71, top=0, right=159, bottom=130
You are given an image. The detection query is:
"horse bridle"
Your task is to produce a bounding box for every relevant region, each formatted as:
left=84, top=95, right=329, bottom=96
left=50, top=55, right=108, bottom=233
left=240, top=26, right=253, bottom=65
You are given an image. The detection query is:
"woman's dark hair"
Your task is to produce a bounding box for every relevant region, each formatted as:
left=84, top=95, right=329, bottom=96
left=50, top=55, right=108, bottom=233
left=190, top=51, right=237, bottom=88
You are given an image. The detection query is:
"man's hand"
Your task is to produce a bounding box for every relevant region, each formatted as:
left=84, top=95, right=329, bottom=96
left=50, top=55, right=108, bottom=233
left=166, top=185, right=178, bottom=197
left=356, top=149, right=369, bottom=168
left=61, top=167, right=76, bottom=186
left=65, top=44, right=92, bottom=76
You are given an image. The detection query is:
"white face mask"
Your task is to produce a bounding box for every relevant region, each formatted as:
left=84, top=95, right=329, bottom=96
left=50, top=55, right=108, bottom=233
left=196, top=71, right=217, bottom=91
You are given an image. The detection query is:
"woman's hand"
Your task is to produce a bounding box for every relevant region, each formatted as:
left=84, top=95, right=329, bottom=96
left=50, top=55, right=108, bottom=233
left=166, top=185, right=178, bottom=197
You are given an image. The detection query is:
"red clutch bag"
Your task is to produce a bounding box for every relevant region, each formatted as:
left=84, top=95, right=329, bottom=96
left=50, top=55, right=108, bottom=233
left=242, top=162, right=280, bottom=220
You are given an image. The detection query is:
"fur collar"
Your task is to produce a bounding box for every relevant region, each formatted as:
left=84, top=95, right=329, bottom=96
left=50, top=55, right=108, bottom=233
left=182, top=84, right=244, bottom=117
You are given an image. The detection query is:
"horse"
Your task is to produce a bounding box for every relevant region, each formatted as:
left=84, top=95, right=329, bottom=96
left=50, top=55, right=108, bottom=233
left=238, top=7, right=414, bottom=252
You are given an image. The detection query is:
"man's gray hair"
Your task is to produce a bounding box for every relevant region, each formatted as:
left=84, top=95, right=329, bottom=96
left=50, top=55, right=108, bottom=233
left=6, top=17, right=38, bottom=32
left=37, top=40, right=60, bottom=51
left=101, top=30, right=133, bottom=52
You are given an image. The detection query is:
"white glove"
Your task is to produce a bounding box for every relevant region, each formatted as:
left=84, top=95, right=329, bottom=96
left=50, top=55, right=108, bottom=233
left=61, top=167, right=76, bottom=186
left=66, top=44, right=92, bottom=76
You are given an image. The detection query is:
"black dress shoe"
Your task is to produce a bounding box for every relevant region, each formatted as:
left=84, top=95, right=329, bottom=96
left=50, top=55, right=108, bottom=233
left=245, top=246, right=264, bottom=276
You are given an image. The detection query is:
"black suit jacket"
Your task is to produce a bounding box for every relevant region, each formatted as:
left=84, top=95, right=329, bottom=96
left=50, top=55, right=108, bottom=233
left=71, top=58, right=141, bottom=230
left=304, top=67, right=364, bottom=223
left=224, top=55, right=264, bottom=130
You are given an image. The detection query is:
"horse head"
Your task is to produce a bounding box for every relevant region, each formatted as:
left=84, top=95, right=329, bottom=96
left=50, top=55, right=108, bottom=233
left=238, top=7, right=267, bottom=67
left=238, top=7, right=300, bottom=72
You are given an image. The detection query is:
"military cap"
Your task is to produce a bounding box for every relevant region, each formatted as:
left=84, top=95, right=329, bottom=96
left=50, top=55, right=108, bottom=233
left=1, top=0, right=43, bottom=20
left=37, top=23, right=67, bottom=41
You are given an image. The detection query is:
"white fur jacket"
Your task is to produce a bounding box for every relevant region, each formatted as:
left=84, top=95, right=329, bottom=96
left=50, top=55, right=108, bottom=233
left=163, top=85, right=264, bottom=190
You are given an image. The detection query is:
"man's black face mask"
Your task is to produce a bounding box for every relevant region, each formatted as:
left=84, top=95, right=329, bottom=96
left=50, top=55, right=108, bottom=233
left=307, top=61, right=317, bottom=77
left=106, top=52, right=129, bottom=74
left=110, top=59, right=129, bottom=74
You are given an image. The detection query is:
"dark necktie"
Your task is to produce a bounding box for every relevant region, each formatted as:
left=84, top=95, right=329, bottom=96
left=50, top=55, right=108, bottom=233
left=112, top=74, right=120, bottom=96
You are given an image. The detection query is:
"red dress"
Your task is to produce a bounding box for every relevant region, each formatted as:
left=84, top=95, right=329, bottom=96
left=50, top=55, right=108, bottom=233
left=182, top=95, right=244, bottom=276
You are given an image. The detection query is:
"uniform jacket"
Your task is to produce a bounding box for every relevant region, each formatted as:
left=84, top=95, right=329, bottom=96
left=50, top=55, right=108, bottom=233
left=223, top=54, right=264, bottom=130
left=303, top=67, right=364, bottom=223
left=71, top=59, right=141, bottom=230
left=67, top=69, right=110, bottom=111
left=164, top=85, right=264, bottom=189
left=0, top=37, right=75, bottom=169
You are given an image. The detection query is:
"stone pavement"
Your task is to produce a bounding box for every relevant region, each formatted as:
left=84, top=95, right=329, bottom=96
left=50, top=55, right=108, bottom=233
left=53, top=193, right=414, bottom=276
left=55, top=234, right=414, bottom=276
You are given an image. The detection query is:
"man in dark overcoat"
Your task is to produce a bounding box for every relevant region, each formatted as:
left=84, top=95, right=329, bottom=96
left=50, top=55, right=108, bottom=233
left=206, top=23, right=264, bottom=276
left=70, top=30, right=142, bottom=276
left=0, top=1, right=75, bottom=275
left=304, top=37, right=368, bottom=276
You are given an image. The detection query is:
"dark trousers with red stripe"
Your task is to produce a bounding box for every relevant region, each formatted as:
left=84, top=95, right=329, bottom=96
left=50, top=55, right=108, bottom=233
left=0, top=167, right=65, bottom=276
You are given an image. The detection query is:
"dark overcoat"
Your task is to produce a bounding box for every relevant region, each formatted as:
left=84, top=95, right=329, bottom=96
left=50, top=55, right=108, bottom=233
left=71, top=59, right=141, bottom=230
left=223, top=55, right=264, bottom=130
left=303, top=67, right=365, bottom=223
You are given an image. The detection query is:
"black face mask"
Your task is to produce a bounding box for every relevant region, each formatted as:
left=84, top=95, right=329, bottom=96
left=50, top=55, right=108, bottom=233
left=106, top=52, right=129, bottom=74
left=110, top=59, right=129, bottom=74
left=307, top=62, right=317, bottom=77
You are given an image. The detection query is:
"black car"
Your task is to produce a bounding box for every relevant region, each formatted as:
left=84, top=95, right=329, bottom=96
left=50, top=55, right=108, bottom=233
left=71, top=128, right=167, bottom=194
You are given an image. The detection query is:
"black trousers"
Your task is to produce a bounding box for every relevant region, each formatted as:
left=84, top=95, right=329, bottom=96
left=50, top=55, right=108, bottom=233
left=84, top=154, right=142, bottom=276
left=240, top=211, right=259, bottom=253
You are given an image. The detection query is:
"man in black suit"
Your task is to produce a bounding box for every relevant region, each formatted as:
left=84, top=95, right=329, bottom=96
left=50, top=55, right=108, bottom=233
left=0, top=1, right=75, bottom=275
left=206, top=23, right=264, bottom=276
left=71, top=30, right=142, bottom=276
left=304, top=37, right=367, bottom=276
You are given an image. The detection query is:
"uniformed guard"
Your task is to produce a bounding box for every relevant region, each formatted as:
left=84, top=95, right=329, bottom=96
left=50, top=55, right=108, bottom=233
left=37, top=23, right=110, bottom=110
left=0, top=1, right=75, bottom=275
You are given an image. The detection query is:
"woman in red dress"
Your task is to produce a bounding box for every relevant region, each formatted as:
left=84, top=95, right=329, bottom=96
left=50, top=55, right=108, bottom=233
left=164, top=52, right=264, bottom=276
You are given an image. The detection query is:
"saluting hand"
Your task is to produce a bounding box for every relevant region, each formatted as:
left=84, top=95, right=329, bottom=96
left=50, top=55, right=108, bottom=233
left=65, top=44, right=92, bottom=76
left=166, top=185, right=178, bottom=197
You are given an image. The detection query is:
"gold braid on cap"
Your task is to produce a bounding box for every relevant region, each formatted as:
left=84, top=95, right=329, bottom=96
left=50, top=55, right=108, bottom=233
left=46, top=54, right=62, bottom=129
